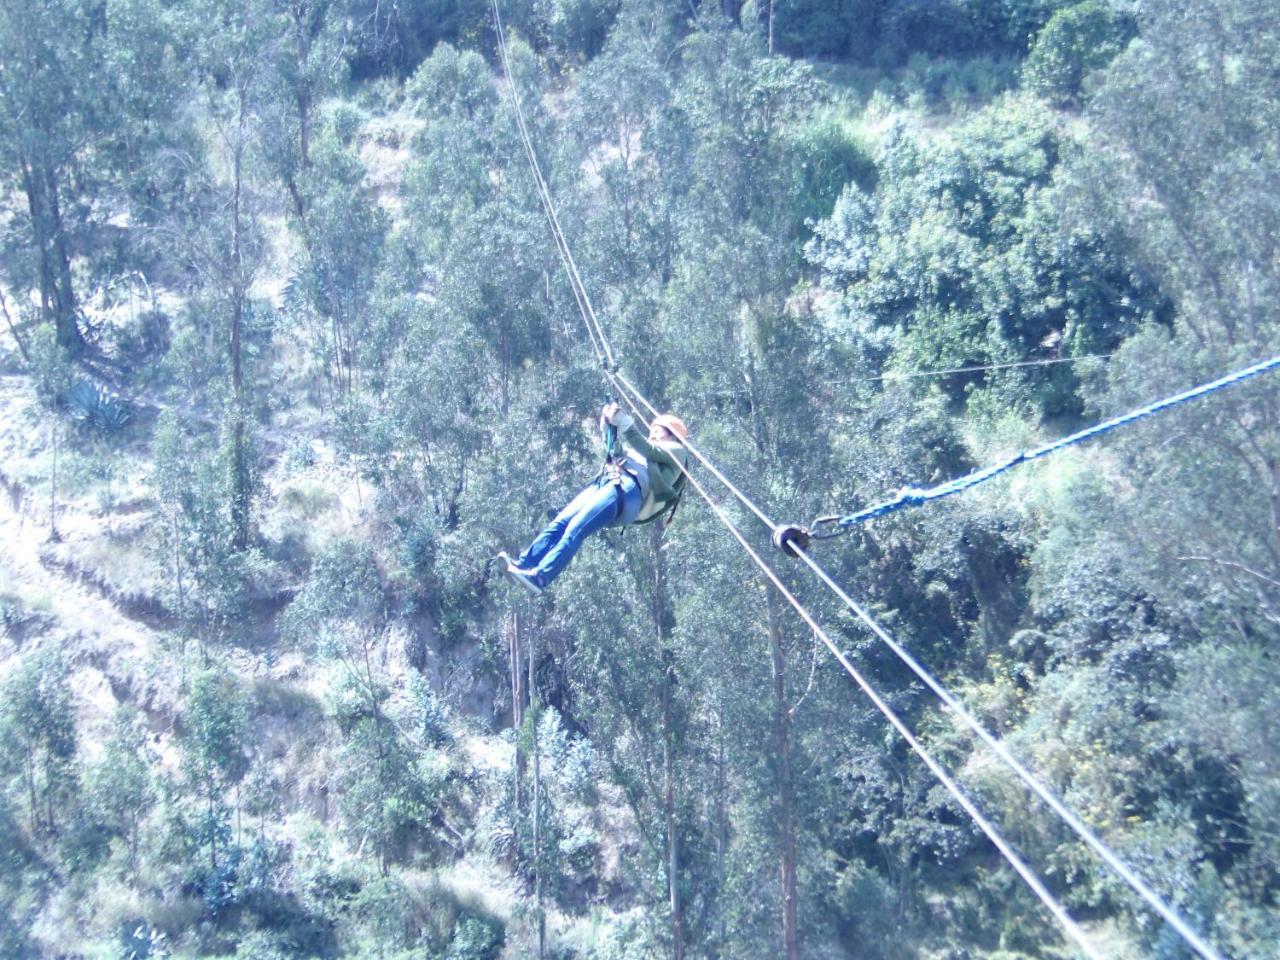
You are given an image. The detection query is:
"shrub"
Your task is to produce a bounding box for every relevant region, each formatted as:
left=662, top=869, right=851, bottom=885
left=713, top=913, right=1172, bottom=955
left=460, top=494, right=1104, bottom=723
left=1023, top=0, right=1136, bottom=106
left=446, top=912, right=504, bottom=960
left=544, top=0, right=621, bottom=61
left=771, top=0, right=863, bottom=60
left=347, top=875, right=419, bottom=953
left=789, top=115, right=878, bottom=234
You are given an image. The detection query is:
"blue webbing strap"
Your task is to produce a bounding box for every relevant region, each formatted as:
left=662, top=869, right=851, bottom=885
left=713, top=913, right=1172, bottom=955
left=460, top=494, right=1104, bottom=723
left=837, top=354, right=1280, bottom=528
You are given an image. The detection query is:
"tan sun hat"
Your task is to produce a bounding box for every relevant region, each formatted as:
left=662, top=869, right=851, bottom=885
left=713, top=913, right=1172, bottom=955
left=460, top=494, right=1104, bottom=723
left=651, top=413, right=689, bottom=442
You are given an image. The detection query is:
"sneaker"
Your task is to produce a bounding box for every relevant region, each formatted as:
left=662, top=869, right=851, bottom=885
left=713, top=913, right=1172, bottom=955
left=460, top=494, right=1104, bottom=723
left=498, top=552, right=545, bottom=595
left=507, top=566, right=545, bottom=595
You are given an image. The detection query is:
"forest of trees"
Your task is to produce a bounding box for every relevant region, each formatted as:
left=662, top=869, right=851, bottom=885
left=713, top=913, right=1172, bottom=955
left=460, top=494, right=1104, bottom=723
left=0, top=0, right=1277, bottom=957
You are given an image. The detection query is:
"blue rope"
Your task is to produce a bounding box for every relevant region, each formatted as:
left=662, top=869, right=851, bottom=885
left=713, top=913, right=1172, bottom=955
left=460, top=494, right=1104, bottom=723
left=838, top=354, right=1280, bottom=527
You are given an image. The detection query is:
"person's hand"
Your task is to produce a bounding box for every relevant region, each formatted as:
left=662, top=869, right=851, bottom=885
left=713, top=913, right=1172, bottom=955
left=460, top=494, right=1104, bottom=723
left=602, top=402, right=633, bottom=431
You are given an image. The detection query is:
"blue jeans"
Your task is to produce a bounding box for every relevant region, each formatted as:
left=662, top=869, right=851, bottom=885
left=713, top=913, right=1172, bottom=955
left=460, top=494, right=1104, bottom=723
left=516, top=475, right=643, bottom=586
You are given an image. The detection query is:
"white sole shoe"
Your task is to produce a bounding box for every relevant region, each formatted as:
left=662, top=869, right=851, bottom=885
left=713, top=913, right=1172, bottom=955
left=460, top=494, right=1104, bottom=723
left=498, top=552, right=544, bottom=595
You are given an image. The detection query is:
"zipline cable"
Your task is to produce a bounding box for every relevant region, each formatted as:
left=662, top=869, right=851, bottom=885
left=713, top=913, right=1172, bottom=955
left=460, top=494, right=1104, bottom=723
left=613, top=356, right=1225, bottom=958
left=490, top=0, right=601, bottom=361
left=817, top=353, right=1280, bottom=533
left=490, top=0, right=615, bottom=369
left=610, top=387, right=1104, bottom=960
left=492, top=0, right=606, bottom=363
left=614, top=369, right=780, bottom=532
left=489, top=4, right=1217, bottom=954
left=852, top=353, right=1112, bottom=384
left=786, top=541, right=1227, bottom=960
left=492, top=0, right=782, bottom=533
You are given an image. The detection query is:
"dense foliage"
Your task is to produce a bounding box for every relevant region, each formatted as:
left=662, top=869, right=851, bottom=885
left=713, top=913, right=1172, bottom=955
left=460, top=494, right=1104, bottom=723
left=1, top=0, right=1277, bottom=957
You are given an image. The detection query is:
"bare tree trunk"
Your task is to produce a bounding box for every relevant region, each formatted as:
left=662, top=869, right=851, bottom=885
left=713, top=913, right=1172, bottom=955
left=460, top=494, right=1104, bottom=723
left=209, top=788, right=218, bottom=873
left=766, top=589, right=800, bottom=960
left=286, top=176, right=307, bottom=224
left=746, top=350, right=799, bottom=957
left=172, top=510, right=186, bottom=624
left=528, top=618, right=546, bottom=958
left=364, top=632, right=390, bottom=877
left=662, top=649, right=684, bottom=960
left=229, top=90, right=251, bottom=551
left=292, top=2, right=313, bottom=169
left=651, top=525, right=685, bottom=960
left=18, top=154, right=83, bottom=354
left=510, top=611, right=525, bottom=812
left=714, top=723, right=728, bottom=949
left=44, top=163, right=80, bottom=352
left=24, top=747, right=39, bottom=835
left=49, top=419, right=60, bottom=542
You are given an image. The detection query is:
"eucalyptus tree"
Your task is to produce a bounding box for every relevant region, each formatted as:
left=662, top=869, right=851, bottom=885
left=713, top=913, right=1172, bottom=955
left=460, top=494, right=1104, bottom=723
left=1044, top=6, right=1280, bottom=942
left=567, top=1, right=680, bottom=294
left=0, top=0, right=189, bottom=356
left=402, top=38, right=563, bottom=413
left=539, top=14, right=854, bottom=954
left=27, top=326, right=75, bottom=541
left=83, top=706, right=157, bottom=879
left=0, top=649, right=77, bottom=839
left=281, top=540, right=446, bottom=873
left=151, top=410, right=195, bottom=630
left=147, top=407, right=271, bottom=659
left=181, top=666, right=251, bottom=907
left=289, top=111, right=388, bottom=402
left=654, top=22, right=839, bottom=957
left=0, top=0, right=99, bottom=353
left=547, top=537, right=709, bottom=958
left=1082, top=0, right=1280, bottom=361
left=158, top=0, right=284, bottom=550
left=260, top=0, right=351, bottom=221
left=1075, top=0, right=1280, bottom=601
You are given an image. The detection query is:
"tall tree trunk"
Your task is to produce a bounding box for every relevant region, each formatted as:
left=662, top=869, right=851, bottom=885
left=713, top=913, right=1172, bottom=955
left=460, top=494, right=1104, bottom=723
left=662, top=647, right=684, bottom=960
left=44, top=750, right=57, bottom=833
left=49, top=419, right=60, bottom=542
left=766, top=588, right=800, bottom=960
left=282, top=4, right=313, bottom=223
left=24, top=747, right=39, bottom=835
left=286, top=175, right=307, bottom=224
left=229, top=96, right=251, bottom=551
left=747, top=351, right=799, bottom=957
left=651, top=525, right=685, bottom=960
left=528, top=618, right=545, bottom=958
left=18, top=153, right=83, bottom=354
left=171, top=510, right=186, bottom=624
left=714, top=723, right=728, bottom=949
left=43, top=163, right=80, bottom=353
left=208, top=787, right=218, bottom=873
left=292, top=4, right=312, bottom=169
left=362, top=633, right=391, bottom=876
left=510, top=610, right=525, bottom=812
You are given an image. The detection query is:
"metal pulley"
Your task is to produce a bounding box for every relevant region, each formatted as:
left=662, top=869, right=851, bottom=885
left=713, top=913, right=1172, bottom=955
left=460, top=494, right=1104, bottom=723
left=771, top=524, right=811, bottom=558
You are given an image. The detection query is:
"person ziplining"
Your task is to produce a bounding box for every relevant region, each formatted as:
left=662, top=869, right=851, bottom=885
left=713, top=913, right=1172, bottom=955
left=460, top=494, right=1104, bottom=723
left=486, top=0, right=1250, bottom=948
left=499, top=402, right=689, bottom=594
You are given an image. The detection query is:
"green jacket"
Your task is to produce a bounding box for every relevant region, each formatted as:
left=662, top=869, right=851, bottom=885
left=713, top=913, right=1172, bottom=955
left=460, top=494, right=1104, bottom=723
left=621, top=422, right=688, bottom=512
